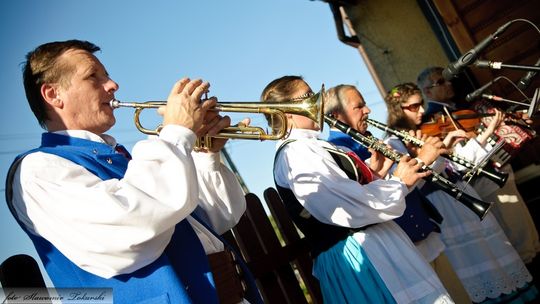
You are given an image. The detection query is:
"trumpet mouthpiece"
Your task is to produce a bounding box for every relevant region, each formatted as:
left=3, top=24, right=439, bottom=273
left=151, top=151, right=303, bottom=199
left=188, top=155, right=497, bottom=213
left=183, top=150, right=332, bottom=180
left=110, top=99, right=120, bottom=109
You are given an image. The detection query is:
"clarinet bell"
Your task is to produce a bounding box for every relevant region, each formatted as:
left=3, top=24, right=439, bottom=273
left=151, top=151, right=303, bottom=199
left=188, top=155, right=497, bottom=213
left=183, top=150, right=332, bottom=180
left=457, top=191, right=493, bottom=220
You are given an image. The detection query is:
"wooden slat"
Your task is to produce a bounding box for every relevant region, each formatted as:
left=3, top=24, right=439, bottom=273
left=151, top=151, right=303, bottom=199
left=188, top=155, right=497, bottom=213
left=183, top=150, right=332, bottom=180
left=263, top=188, right=301, bottom=244
left=232, top=193, right=313, bottom=303
left=234, top=194, right=287, bottom=303
left=458, top=0, right=532, bottom=35
left=264, top=187, right=323, bottom=303
left=245, top=193, right=308, bottom=304
left=222, top=230, right=241, bottom=257
left=432, top=0, right=476, bottom=51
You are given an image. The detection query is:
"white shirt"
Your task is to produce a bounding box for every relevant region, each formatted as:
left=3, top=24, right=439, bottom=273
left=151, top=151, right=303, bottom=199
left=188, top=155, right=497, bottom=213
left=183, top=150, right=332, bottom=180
left=9, top=125, right=246, bottom=279
left=274, top=128, right=408, bottom=228
left=451, top=137, right=503, bottom=199
left=453, top=138, right=491, bottom=165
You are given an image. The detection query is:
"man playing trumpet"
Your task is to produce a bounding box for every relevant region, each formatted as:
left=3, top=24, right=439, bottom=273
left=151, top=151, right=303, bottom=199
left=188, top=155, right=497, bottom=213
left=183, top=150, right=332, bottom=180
left=6, top=39, right=262, bottom=304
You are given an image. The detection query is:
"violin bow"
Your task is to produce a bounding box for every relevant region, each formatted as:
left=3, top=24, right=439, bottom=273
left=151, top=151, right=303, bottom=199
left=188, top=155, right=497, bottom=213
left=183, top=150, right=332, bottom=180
left=443, top=106, right=461, bottom=131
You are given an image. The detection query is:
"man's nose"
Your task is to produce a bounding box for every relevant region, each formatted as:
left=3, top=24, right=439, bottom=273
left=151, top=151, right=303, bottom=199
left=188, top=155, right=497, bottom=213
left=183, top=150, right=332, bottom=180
left=107, top=78, right=119, bottom=92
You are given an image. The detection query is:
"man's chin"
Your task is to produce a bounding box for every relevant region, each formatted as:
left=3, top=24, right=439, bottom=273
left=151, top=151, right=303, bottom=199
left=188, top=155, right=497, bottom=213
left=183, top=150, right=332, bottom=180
left=357, top=122, right=368, bottom=133
left=99, top=118, right=116, bottom=134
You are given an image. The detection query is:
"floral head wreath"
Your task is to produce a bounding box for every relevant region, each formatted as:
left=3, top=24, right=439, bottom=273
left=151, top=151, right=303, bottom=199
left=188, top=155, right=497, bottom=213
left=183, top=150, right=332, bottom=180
left=390, top=87, right=401, bottom=98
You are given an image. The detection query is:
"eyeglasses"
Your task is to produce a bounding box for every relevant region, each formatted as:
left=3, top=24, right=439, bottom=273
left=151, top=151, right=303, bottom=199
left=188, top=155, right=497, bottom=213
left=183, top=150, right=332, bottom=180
left=425, top=78, right=447, bottom=89
left=401, top=102, right=423, bottom=112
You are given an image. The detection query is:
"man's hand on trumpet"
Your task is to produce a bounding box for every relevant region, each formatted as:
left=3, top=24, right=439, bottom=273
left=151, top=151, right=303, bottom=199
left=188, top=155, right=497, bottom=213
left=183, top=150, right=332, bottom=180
left=159, top=78, right=215, bottom=132
left=157, top=77, right=252, bottom=153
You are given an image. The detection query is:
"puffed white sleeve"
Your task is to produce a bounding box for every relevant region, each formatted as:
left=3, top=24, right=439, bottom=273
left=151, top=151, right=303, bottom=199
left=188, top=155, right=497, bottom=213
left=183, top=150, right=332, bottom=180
left=190, top=151, right=246, bottom=235
left=274, top=140, right=407, bottom=229
left=453, top=138, right=491, bottom=161
left=10, top=125, right=204, bottom=278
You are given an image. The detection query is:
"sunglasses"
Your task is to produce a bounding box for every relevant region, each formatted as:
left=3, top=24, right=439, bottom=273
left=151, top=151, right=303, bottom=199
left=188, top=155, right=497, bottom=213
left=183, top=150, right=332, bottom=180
left=401, top=102, right=423, bottom=112
left=425, top=78, right=447, bottom=89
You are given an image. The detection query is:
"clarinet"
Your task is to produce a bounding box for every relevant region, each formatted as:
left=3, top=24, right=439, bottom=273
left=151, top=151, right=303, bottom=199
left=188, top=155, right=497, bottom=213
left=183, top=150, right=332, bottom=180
left=365, top=118, right=508, bottom=188
left=325, top=116, right=492, bottom=220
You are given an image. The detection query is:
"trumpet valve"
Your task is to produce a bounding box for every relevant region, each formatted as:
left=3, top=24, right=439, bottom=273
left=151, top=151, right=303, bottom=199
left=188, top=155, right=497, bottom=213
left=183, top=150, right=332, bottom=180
left=195, top=136, right=213, bottom=151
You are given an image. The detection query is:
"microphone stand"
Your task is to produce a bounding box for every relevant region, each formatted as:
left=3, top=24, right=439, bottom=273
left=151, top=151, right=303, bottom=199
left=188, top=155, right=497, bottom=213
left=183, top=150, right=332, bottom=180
left=472, top=61, right=540, bottom=115
left=474, top=60, right=540, bottom=72
left=481, top=94, right=530, bottom=107
left=529, top=88, right=540, bottom=117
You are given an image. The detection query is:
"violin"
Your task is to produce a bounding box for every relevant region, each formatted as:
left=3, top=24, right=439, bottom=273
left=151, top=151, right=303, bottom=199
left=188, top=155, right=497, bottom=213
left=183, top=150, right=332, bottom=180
left=420, top=109, right=487, bottom=139
left=420, top=109, right=533, bottom=140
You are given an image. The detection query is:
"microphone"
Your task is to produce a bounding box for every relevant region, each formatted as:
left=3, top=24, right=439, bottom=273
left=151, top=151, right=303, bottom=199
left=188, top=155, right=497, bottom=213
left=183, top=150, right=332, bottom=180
left=465, top=76, right=502, bottom=102
left=442, top=21, right=512, bottom=80
left=481, top=94, right=506, bottom=102
left=517, top=57, right=540, bottom=90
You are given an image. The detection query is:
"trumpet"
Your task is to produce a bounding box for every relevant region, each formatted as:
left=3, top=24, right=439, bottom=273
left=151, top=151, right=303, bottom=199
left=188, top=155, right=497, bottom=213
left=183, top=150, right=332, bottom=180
left=365, top=118, right=508, bottom=188
left=110, top=86, right=325, bottom=147
left=325, top=115, right=492, bottom=220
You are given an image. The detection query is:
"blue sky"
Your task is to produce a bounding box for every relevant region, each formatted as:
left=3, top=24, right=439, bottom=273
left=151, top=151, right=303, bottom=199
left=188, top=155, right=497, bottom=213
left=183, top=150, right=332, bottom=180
left=0, top=0, right=387, bottom=283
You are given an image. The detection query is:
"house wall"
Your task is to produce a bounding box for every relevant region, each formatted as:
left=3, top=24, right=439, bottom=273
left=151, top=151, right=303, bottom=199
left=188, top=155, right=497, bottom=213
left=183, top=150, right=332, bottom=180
left=343, top=0, right=449, bottom=91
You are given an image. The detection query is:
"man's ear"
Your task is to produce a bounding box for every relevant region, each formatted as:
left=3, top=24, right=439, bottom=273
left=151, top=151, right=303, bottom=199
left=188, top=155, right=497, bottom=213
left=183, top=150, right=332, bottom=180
left=41, top=83, right=63, bottom=108
left=331, top=111, right=341, bottom=120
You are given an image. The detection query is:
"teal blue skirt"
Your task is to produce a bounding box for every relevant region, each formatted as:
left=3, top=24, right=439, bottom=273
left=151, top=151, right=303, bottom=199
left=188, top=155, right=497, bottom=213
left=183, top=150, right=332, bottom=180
left=313, top=235, right=396, bottom=304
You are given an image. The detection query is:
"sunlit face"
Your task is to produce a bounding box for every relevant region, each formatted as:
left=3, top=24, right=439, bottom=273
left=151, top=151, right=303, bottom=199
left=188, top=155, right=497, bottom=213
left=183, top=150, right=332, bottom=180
left=52, top=49, right=119, bottom=134
left=334, top=88, right=370, bottom=134
left=425, top=71, right=454, bottom=103
left=401, top=93, right=425, bottom=126
left=288, top=80, right=319, bottom=131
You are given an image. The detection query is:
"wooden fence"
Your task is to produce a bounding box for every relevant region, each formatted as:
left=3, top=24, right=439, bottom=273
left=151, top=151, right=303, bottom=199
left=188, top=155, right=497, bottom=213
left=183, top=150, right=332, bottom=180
left=223, top=187, right=323, bottom=303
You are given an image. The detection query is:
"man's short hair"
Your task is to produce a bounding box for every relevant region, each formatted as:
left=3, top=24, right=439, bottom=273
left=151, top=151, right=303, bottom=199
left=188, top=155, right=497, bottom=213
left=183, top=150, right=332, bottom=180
left=23, top=40, right=100, bottom=128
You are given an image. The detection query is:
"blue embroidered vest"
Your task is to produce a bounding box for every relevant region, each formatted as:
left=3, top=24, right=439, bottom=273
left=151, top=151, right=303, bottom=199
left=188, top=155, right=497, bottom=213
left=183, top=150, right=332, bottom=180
left=5, top=132, right=229, bottom=304
left=327, top=132, right=442, bottom=243
left=328, top=130, right=372, bottom=160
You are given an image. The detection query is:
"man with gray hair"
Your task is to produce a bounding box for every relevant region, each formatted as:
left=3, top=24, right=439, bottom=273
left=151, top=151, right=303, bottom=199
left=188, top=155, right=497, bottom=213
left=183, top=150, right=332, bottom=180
left=325, top=84, right=373, bottom=160
left=417, top=66, right=461, bottom=119
left=325, top=84, right=472, bottom=303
